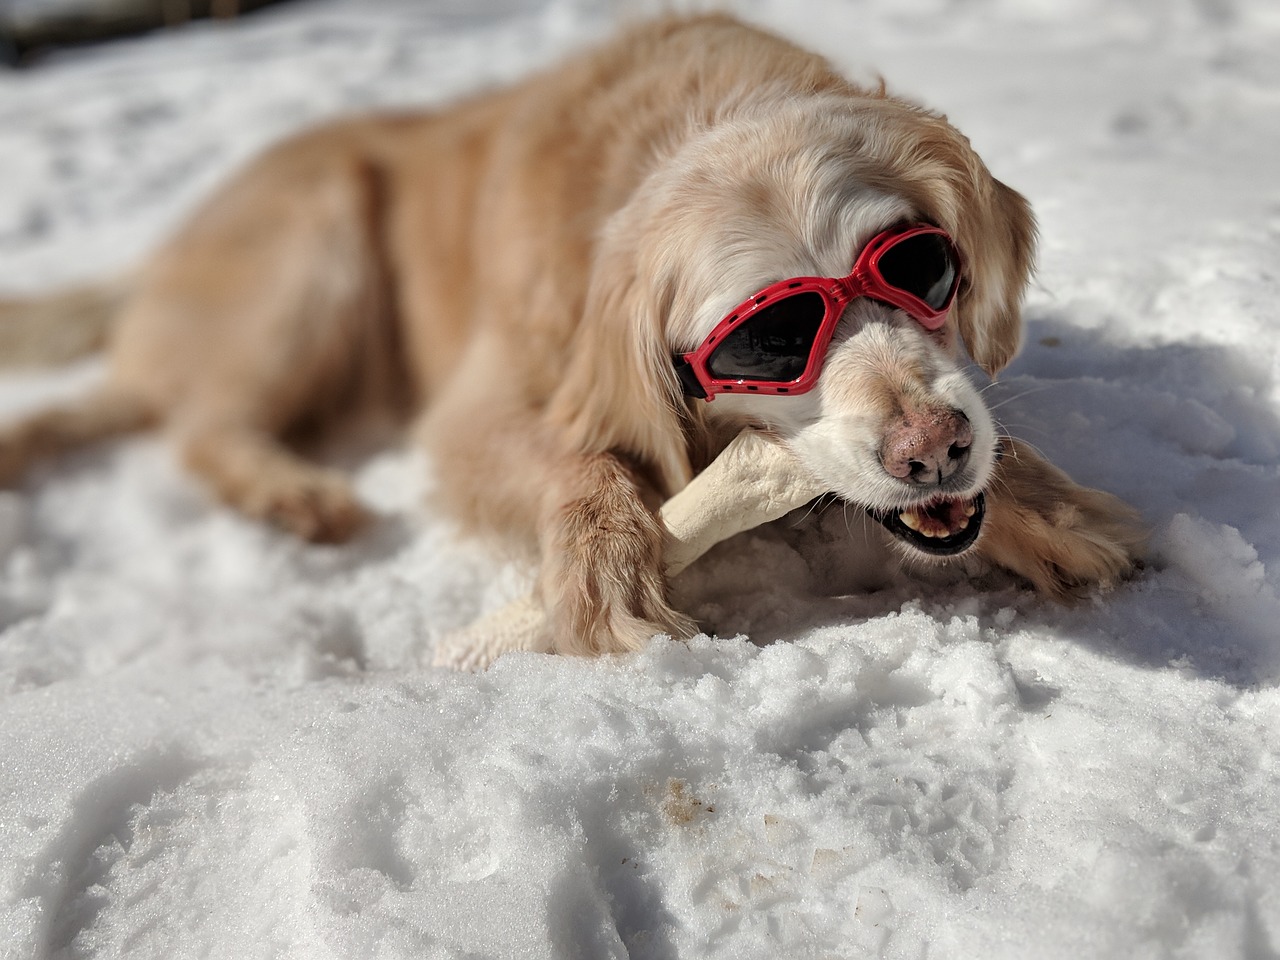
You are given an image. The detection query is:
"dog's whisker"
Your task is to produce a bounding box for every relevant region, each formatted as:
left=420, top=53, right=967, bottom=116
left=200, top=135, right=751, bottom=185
left=985, top=384, right=1055, bottom=411
left=841, top=500, right=858, bottom=540
left=792, top=491, right=836, bottom=527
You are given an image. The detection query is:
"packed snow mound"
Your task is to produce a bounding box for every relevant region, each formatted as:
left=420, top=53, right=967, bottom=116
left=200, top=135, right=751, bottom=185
left=2, top=1, right=1280, bottom=958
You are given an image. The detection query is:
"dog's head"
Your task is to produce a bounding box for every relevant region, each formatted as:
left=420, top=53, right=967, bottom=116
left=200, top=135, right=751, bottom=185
left=551, top=90, right=1036, bottom=559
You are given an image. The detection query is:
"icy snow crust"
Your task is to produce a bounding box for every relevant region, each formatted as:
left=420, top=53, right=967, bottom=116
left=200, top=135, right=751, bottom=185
left=2, top=1, right=1280, bottom=957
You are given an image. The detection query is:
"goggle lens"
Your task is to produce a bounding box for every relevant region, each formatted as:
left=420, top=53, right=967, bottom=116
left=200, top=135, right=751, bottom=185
left=875, top=232, right=958, bottom=311
left=706, top=291, right=825, bottom=383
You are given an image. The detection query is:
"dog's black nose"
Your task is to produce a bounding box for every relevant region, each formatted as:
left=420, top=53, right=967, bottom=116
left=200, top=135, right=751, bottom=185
left=882, top=408, right=972, bottom=485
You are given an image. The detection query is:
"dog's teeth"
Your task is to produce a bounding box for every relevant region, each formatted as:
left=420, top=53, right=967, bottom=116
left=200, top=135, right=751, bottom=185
left=963, top=503, right=976, bottom=518
left=899, top=511, right=921, bottom=531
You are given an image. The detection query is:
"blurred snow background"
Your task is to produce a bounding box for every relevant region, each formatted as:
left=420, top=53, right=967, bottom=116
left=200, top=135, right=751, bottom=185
left=2, top=1, right=1280, bottom=957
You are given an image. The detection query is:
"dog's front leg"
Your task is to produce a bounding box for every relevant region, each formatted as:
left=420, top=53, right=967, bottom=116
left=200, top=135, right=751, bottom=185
left=538, top=450, right=696, bottom=657
left=976, top=438, right=1146, bottom=599
left=433, top=429, right=826, bottom=669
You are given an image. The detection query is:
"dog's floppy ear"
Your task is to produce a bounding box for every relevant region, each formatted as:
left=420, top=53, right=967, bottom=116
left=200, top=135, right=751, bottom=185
left=547, top=232, right=694, bottom=497
left=951, top=178, right=1037, bottom=377
left=857, top=94, right=1037, bottom=378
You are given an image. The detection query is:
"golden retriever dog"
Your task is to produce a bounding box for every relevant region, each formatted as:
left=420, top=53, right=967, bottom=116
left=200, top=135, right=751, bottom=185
left=0, top=15, right=1144, bottom=657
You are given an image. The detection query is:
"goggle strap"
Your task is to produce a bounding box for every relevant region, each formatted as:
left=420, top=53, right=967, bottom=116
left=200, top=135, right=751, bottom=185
left=672, top=354, right=708, bottom=400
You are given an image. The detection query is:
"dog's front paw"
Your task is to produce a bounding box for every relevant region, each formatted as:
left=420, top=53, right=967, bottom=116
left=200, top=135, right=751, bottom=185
left=541, top=453, right=696, bottom=656
left=433, top=594, right=554, bottom=671
left=977, top=438, right=1146, bottom=600
left=540, top=536, right=697, bottom=656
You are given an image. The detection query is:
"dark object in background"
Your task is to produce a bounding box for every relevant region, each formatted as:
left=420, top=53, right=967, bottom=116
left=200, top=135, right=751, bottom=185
left=1, top=0, right=293, bottom=66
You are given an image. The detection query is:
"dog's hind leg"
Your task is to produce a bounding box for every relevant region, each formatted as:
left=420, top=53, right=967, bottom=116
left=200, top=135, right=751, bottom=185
left=104, top=148, right=397, bottom=542
left=179, top=419, right=369, bottom=543
left=0, top=387, right=155, bottom=483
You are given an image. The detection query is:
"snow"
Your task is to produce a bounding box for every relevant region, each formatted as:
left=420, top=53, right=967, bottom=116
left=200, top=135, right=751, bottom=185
left=2, top=0, right=1280, bottom=957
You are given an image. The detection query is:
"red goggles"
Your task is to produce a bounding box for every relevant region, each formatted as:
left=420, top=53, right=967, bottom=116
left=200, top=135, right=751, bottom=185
left=674, top=224, right=961, bottom=400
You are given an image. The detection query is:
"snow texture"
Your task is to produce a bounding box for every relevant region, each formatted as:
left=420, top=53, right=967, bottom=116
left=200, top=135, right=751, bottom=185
left=2, top=0, right=1280, bottom=957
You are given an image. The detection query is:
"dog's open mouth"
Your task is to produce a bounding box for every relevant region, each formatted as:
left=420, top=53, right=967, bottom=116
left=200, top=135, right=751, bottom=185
left=867, top=492, right=985, bottom=557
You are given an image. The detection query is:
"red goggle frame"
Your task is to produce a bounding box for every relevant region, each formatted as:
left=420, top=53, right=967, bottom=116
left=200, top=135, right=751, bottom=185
left=674, top=223, right=961, bottom=400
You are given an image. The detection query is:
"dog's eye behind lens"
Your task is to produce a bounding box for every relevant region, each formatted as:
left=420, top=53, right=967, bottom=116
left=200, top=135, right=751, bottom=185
left=878, top=234, right=956, bottom=309
left=706, top=292, right=824, bottom=382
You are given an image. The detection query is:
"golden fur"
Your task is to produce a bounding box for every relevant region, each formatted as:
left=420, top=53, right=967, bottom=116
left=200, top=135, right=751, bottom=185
left=0, top=15, right=1143, bottom=655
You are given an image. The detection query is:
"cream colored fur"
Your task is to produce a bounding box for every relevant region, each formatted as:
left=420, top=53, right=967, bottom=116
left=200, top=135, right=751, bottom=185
left=0, top=15, right=1144, bottom=658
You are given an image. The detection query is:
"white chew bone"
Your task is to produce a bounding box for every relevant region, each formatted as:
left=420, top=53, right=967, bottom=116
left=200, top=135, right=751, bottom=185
left=432, top=429, right=827, bottom=670
left=660, top=428, right=828, bottom=577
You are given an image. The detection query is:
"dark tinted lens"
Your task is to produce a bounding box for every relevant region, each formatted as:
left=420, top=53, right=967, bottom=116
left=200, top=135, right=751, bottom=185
left=876, top=233, right=957, bottom=310
left=706, top=292, right=825, bottom=383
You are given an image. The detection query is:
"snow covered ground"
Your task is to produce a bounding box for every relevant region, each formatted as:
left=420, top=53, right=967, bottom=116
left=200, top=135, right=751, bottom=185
left=2, top=0, right=1279, bottom=956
